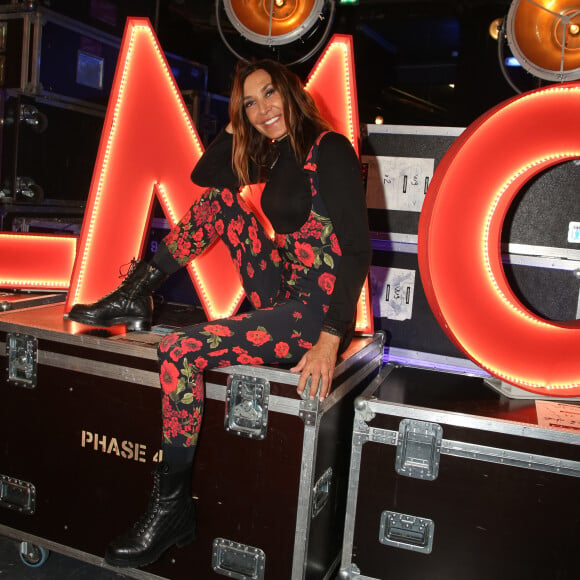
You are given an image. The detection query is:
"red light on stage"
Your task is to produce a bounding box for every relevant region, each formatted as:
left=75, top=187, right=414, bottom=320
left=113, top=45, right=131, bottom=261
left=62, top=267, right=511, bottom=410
left=306, top=34, right=360, bottom=155
left=419, top=83, right=580, bottom=396
left=0, top=234, right=76, bottom=289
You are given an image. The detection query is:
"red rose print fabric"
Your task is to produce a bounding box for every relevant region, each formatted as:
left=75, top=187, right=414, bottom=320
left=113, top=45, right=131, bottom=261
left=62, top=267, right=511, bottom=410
left=158, top=132, right=343, bottom=447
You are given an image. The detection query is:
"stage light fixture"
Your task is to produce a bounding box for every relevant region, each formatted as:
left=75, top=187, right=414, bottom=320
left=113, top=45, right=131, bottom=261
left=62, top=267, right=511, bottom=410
left=217, top=0, right=336, bottom=64
left=489, top=17, right=503, bottom=40
left=506, top=0, right=580, bottom=82
left=223, top=0, right=325, bottom=46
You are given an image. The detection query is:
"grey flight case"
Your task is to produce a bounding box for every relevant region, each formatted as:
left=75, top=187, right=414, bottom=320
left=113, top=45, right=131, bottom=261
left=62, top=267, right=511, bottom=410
left=339, top=363, right=580, bottom=580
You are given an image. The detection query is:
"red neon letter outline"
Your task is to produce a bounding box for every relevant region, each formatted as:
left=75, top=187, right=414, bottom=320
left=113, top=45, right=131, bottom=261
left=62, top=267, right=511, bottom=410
left=65, top=18, right=233, bottom=317
left=419, top=83, right=580, bottom=396
left=0, top=233, right=76, bottom=289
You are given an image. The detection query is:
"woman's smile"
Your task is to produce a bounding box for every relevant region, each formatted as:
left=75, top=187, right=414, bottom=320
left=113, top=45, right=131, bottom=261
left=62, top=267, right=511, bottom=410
left=243, top=69, right=288, bottom=141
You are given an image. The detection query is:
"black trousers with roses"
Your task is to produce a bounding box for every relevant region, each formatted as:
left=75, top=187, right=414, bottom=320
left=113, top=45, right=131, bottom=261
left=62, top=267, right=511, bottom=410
left=158, top=141, right=343, bottom=448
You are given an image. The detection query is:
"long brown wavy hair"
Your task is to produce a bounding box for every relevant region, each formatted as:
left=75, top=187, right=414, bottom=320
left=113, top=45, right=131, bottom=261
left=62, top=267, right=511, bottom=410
left=229, top=59, right=332, bottom=185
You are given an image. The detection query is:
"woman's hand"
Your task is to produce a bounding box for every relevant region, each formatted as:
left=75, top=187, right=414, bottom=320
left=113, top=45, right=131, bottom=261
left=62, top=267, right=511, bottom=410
left=291, top=331, right=341, bottom=401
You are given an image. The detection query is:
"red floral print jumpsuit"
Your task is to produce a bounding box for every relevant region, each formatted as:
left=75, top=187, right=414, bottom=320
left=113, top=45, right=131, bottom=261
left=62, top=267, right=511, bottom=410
left=158, top=133, right=345, bottom=447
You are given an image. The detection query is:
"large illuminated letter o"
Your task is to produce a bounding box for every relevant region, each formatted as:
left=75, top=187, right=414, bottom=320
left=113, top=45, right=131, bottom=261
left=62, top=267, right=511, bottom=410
left=418, top=83, right=580, bottom=397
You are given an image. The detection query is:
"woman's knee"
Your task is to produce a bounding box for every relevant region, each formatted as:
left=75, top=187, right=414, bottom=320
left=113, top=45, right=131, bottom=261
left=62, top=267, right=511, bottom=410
left=157, top=331, right=184, bottom=361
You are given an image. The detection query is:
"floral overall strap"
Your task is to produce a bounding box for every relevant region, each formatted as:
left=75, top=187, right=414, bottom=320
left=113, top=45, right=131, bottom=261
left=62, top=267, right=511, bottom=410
left=303, top=131, right=330, bottom=175
left=303, top=130, right=343, bottom=251
left=272, top=130, right=343, bottom=305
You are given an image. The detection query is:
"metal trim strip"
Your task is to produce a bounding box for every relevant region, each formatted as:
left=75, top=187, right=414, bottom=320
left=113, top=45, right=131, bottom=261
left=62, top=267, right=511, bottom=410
left=0, top=293, right=65, bottom=311
left=39, top=349, right=160, bottom=388
left=0, top=524, right=165, bottom=580
left=340, top=368, right=395, bottom=576
left=0, top=322, right=159, bottom=360
left=371, top=238, right=580, bottom=267
left=364, top=123, right=465, bottom=138
left=291, top=421, right=319, bottom=579
left=366, top=398, right=580, bottom=446
left=339, top=424, right=365, bottom=574
left=504, top=243, right=580, bottom=262
left=366, top=426, right=580, bottom=477
left=502, top=251, right=580, bottom=270
left=382, top=347, right=489, bottom=377
left=441, top=438, right=580, bottom=477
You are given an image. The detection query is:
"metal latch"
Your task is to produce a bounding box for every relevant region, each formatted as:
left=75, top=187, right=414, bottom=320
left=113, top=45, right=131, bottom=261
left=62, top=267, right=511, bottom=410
left=6, top=333, right=38, bottom=388
left=312, top=467, right=332, bottom=519
left=395, top=418, right=442, bottom=480
left=224, top=374, right=270, bottom=439
left=0, top=474, right=36, bottom=514
left=212, top=538, right=265, bottom=579
left=379, top=510, right=434, bottom=554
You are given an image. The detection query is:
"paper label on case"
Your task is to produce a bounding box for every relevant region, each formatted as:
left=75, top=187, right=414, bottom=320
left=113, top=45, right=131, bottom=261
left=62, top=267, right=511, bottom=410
left=535, top=400, right=580, bottom=433
left=568, top=222, right=580, bottom=244
left=370, top=266, right=415, bottom=321
left=363, top=155, right=435, bottom=212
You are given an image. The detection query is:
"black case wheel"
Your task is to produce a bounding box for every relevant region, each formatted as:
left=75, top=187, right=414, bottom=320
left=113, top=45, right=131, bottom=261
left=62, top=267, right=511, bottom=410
left=19, top=541, right=49, bottom=567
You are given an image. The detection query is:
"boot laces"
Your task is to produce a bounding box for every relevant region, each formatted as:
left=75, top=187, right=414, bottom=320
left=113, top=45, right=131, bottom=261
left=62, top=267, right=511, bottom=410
left=118, top=258, right=139, bottom=281
left=133, top=469, right=162, bottom=536
left=94, top=259, right=140, bottom=301
left=119, top=259, right=151, bottom=299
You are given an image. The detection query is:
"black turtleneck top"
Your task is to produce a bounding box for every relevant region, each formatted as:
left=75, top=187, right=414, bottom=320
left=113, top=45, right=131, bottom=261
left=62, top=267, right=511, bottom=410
left=190, top=130, right=371, bottom=337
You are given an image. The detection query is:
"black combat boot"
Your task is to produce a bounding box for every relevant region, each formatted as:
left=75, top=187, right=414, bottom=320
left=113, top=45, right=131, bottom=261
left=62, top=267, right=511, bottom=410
left=67, top=260, right=167, bottom=331
left=104, top=462, right=196, bottom=568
